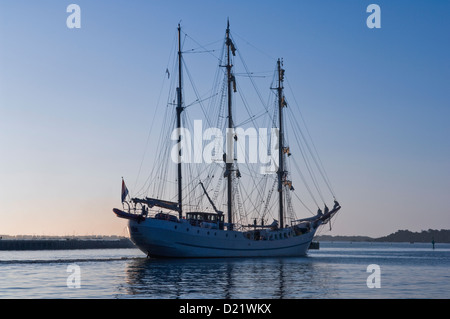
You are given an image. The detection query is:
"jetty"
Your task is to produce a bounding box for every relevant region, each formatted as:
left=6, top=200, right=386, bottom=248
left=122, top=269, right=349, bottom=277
left=0, top=237, right=135, bottom=251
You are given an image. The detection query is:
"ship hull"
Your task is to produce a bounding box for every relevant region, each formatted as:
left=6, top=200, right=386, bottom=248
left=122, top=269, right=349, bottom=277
left=127, top=218, right=316, bottom=258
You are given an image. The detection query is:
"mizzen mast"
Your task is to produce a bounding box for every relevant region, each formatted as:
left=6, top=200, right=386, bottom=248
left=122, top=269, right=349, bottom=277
left=225, top=19, right=236, bottom=231
left=176, top=24, right=184, bottom=219
left=277, top=59, right=286, bottom=229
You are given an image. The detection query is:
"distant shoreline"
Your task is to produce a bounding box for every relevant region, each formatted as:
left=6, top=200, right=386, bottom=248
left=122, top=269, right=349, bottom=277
left=315, top=229, right=450, bottom=243
left=1, top=229, right=448, bottom=251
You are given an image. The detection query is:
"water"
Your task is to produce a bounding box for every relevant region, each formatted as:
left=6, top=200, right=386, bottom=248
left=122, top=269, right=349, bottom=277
left=0, top=242, right=449, bottom=299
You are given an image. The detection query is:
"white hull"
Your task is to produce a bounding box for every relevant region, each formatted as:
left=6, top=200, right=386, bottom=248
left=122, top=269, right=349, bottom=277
left=127, top=218, right=317, bottom=258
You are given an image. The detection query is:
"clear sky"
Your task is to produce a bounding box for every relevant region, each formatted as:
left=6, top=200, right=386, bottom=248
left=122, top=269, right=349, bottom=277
left=1, top=0, right=449, bottom=238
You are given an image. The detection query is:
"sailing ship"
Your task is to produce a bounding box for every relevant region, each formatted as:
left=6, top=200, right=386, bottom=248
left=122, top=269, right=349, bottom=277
left=113, top=21, right=341, bottom=258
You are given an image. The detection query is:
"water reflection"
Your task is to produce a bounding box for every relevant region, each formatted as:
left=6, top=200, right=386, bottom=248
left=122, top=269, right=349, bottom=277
left=119, top=256, right=338, bottom=299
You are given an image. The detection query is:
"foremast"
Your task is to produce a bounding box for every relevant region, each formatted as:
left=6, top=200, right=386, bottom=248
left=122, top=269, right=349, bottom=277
left=127, top=24, right=185, bottom=218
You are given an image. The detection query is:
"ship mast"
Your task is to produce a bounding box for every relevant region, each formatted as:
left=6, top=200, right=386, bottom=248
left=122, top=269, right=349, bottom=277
left=176, top=24, right=184, bottom=219
left=277, top=59, right=286, bottom=229
left=225, top=19, right=235, bottom=231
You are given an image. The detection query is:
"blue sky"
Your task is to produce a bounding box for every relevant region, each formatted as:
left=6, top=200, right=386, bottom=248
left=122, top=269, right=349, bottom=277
left=1, top=1, right=449, bottom=237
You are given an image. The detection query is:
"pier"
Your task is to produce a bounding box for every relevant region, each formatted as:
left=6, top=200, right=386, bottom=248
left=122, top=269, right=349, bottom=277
left=0, top=238, right=135, bottom=251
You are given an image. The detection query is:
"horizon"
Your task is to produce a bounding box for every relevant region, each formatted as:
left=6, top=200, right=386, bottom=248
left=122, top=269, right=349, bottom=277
left=2, top=227, right=449, bottom=240
left=1, top=1, right=449, bottom=238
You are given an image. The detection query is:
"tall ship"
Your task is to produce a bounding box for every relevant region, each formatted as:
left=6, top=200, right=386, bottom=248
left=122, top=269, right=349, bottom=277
left=113, top=21, right=341, bottom=258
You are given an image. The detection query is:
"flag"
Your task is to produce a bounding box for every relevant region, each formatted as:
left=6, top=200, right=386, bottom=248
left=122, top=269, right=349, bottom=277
left=121, top=178, right=129, bottom=203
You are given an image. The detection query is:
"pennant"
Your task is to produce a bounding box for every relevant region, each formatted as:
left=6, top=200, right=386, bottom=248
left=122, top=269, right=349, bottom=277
left=121, top=178, right=129, bottom=203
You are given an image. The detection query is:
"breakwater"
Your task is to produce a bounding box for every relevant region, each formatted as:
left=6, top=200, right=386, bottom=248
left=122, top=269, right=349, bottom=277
left=0, top=238, right=136, bottom=251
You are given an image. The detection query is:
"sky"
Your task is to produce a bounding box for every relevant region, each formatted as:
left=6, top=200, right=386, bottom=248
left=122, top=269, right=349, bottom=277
left=0, top=0, right=449, bottom=238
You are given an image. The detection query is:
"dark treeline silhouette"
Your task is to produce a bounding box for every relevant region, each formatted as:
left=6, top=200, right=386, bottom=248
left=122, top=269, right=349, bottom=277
left=316, top=229, right=450, bottom=243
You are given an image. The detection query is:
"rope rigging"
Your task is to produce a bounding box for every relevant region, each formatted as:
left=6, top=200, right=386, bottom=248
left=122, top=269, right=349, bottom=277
left=132, top=24, right=338, bottom=228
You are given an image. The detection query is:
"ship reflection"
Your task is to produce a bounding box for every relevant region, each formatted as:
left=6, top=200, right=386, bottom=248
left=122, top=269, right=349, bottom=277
left=119, top=256, right=337, bottom=299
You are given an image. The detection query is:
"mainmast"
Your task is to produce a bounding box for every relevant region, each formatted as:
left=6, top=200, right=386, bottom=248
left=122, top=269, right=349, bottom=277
left=277, top=59, right=286, bottom=228
left=225, top=19, right=236, bottom=231
left=176, top=24, right=184, bottom=219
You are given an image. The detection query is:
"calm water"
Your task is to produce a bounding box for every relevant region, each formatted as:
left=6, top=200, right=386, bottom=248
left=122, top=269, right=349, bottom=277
left=0, top=242, right=448, bottom=299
